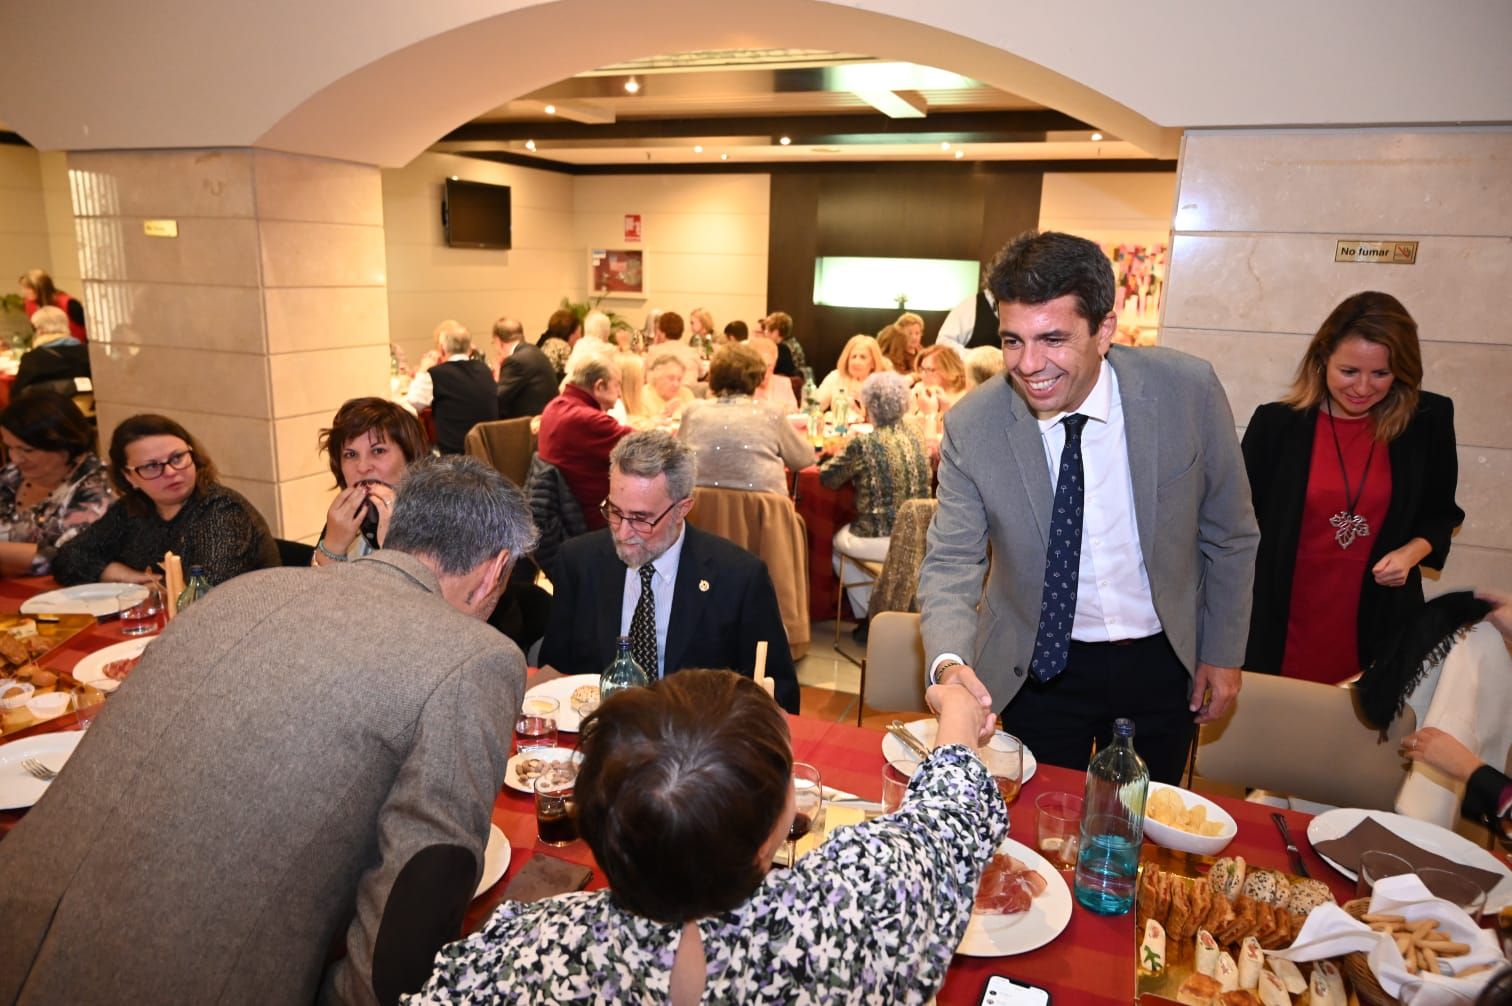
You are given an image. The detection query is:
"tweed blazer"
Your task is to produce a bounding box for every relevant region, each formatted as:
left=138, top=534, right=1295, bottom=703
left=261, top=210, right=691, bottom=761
left=918, top=345, right=1260, bottom=708
left=0, top=551, right=525, bottom=1006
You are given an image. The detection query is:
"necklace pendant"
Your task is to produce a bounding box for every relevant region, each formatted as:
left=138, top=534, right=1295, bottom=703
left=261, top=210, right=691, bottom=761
left=1329, top=511, right=1371, bottom=550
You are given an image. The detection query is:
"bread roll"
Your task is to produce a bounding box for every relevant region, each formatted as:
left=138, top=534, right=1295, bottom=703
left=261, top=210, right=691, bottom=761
left=1177, top=972, right=1221, bottom=1006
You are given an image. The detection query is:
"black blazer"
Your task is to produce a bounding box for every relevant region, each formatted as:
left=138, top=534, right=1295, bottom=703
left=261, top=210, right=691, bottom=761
left=497, top=342, right=558, bottom=419
left=1240, top=391, right=1464, bottom=676
left=538, top=523, right=800, bottom=713
left=14, top=343, right=91, bottom=400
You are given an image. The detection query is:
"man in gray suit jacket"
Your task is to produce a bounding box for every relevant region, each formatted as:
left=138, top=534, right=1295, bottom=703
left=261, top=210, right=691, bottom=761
left=0, top=457, right=537, bottom=1006
left=919, top=232, right=1258, bottom=782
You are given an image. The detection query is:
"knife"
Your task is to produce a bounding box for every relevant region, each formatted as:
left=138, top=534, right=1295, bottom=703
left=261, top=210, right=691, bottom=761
left=1270, top=812, right=1310, bottom=877
left=886, top=721, right=934, bottom=762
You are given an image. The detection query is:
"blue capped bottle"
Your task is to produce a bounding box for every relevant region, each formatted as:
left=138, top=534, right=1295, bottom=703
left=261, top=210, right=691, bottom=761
left=1073, top=718, right=1149, bottom=914
left=600, top=636, right=649, bottom=701
left=176, top=565, right=211, bottom=613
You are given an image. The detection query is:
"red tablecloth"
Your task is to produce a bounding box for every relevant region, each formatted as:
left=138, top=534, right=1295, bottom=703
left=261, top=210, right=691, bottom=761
left=794, top=466, right=855, bottom=622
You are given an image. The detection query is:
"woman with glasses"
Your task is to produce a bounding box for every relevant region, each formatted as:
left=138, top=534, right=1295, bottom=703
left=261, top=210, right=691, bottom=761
left=52, top=414, right=279, bottom=587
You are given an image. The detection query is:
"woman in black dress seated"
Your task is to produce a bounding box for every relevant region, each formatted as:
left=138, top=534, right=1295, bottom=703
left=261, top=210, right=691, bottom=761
left=53, top=414, right=279, bottom=587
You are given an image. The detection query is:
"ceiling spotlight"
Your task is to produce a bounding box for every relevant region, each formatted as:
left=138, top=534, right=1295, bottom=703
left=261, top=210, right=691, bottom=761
left=779, top=136, right=791, bottom=146
left=524, top=139, right=536, bottom=152
left=544, top=104, right=556, bottom=115
left=694, top=144, right=704, bottom=154
left=624, top=77, right=641, bottom=94
left=940, top=141, right=951, bottom=151
left=954, top=149, right=965, bottom=159
left=720, top=153, right=729, bottom=161
left=1090, top=132, right=1104, bottom=141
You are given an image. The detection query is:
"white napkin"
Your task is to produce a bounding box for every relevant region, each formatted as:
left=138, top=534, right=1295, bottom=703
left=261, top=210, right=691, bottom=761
left=1269, top=875, right=1504, bottom=1005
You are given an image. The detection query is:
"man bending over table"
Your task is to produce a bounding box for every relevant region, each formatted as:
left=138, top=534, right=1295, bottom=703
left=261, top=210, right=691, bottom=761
left=0, top=456, right=536, bottom=1006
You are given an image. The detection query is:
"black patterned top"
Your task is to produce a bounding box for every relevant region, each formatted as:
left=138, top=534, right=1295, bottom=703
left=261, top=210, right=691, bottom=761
left=51, top=482, right=280, bottom=586
left=406, top=745, right=1007, bottom=1005
left=0, top=454, right=115, bottom=575
left=818, top=425, right=932, bottom=538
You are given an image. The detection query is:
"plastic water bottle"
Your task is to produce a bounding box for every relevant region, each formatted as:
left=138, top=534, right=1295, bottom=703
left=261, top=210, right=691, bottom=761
left=176, top=565, right=211, bottom=612
left=600, top=636, right=649, bottom=701
left=1074, top=718, right=1149, bottom=914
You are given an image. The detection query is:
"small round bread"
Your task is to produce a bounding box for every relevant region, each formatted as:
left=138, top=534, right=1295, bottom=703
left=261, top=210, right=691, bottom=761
left=1284, top=878, right=1333, bottom=916
left=570, top=684, right=600, bottom=716
left=1242, top=868, right=1290, bottom=907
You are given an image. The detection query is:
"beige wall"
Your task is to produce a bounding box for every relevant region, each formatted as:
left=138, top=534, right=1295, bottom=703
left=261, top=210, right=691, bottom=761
left=1161, top=127, right=1512, bottom=594
left=382, top=158, right=770, bottom=366
left=1036, top=171, right=1175, bottom=248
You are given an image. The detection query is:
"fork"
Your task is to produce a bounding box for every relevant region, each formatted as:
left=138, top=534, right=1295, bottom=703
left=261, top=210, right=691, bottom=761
left=21, top=758, right=57, bottom=781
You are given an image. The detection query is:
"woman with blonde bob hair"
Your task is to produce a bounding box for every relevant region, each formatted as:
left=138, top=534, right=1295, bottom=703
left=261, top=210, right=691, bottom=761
left=1241, top=291, right=1463, bottom=684
left=909, top=344, right=968, bottom=420
left=815, top=334, right=885, bottom=418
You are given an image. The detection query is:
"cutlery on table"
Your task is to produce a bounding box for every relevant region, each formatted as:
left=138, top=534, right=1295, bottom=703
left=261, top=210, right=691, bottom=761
left=21, top=757, right=57, bottom=781
left=1270, top=811, right=1310, bottom=877
left=887, top=721, right=933, bottom=762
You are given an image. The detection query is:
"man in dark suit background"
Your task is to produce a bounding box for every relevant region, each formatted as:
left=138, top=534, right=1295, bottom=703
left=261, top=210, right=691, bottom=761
left=538, top=431, right=799, bottom=713
left=493, top=315, right=557, bottom=419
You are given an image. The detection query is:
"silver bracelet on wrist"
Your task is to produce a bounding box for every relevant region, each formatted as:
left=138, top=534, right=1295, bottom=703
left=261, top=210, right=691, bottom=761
left=315, top=538, right=348, bottom=562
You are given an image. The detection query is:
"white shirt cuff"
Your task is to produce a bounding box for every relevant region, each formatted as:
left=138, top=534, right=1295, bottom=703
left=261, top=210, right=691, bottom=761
left=928, top=652, right=966, bottom=685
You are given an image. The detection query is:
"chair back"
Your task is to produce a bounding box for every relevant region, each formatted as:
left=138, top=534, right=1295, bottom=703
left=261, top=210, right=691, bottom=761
left=275, top=538, right=316, bottom=567
left=1196, top=672, right=1415, bottom=811
left=869, top=498, right=938, bottom=615
left=860, top=612, right=929, bottom=719
left=688, top=486, right=810, bottom=660
left=464, top=417, right=536, bottom=488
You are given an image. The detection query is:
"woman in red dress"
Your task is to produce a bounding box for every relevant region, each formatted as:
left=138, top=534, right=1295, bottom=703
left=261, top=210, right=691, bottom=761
left=1241, top=292, right=1463, bottom=684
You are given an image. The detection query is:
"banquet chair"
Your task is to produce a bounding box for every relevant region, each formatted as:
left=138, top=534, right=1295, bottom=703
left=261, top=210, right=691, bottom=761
left=856, top=611, right=929, bottom=726
left=1194, top=672, right=1415, bottom=811
left=687, top=486, right=810, bottom=661
left=464, top=416, right=536, bottom=488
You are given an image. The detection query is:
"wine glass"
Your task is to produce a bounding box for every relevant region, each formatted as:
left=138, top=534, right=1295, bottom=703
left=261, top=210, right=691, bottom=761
left=786, top=762, right=824, bottom=867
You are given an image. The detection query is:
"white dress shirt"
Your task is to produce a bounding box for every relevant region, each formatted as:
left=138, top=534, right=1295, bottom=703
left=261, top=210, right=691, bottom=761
left=935, top=290, right=994, bottom=357
left=618, top=521, right=688, bottom=677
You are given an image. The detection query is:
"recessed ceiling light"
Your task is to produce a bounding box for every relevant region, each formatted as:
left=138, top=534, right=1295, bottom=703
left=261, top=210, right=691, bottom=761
left=694, top=144, right=704, bottom=153
left=544, top=104, right=556, bottom=115
left=954, top=149, right=964, bottom=159
left=1090, top=132, right=1104, bottom=141
left=940, top=141, right=951, bottom=151
left=525, top=139, right=536, bottom=151
left=779, top=136, right=791, bottom=146
left=624, top=77, right=641, bottom=94
left=720, top=153, right=729, bottom=161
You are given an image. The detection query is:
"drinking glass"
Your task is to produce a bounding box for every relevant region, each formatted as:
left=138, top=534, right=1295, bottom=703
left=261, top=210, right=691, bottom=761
left=880, top=758, right=918, bottom=814
left=514, top=697, right=559, bottom=754
left=533, top=765, right=578, bottom=846
left=119, top=585, right=164, bottom=637
left=1357, top=850, right=1414, bottom=899
left=1036, top=791, right=1083, bottom=871
left=981, top=733, right=1024, bottom=807
left=1416, top=867, right=1487, bottom=917
left=71, top=689, right=103, bottom=731
left=786, top=762, right=824, bottom=867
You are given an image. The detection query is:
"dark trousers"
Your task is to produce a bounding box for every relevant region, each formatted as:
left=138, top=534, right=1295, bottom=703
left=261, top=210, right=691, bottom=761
left=998, top=632, right=1194, bottom=783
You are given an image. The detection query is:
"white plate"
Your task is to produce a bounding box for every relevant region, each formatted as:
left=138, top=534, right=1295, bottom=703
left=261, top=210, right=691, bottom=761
left=1306, top=808, right=1512, bottom=913
left=0, top=731, right=84, bottom=810
left=522, top=674, right=600, bottom=733
left=957, top=837, right=1073, bottom=956
left=473, top=823, right=511, bottom=899
left=71, top=637, right=155, bottom=693
left=21, top=583, right=148, bottom=618
left=881, top=719, right=1038, bottom=785
left=503, top=746, right=582, bottom=794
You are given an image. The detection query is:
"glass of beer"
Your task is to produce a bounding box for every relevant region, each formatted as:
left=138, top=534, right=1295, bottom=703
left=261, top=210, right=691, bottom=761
left=982, top=732, right=1024, bottom=806
left=514, top=697, right=559, bottom=754
left=1036, top=791, right=1083, bottom=870
left=533, top=765, right=578, bottom=846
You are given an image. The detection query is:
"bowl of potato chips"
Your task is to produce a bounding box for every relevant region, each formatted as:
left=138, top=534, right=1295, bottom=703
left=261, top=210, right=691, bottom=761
left=1142, top=781, right=1237, bottom=855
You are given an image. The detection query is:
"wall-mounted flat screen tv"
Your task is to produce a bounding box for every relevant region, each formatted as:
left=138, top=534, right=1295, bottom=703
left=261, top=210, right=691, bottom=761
left=443, top=178, right=512, bottom=249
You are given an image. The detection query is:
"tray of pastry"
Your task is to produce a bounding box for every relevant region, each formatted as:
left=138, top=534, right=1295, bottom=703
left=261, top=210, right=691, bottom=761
left=1135, top=847, right=1348, bottom=1005
left=0, top=614, right=99, bottom=736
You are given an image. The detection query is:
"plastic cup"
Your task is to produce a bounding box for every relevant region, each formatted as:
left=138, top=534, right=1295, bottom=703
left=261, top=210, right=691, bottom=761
left=1357, top=850, right=1414, bottom=899
left=1036, top=791, right=1083, bottom=871
left=881, top=758, right=918, bottom=813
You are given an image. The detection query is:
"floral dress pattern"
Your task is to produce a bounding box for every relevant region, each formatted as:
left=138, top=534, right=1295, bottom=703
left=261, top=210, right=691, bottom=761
left=0, top=454, right=115, bottom=575
left=406, top=745, right=1007, bottom=1005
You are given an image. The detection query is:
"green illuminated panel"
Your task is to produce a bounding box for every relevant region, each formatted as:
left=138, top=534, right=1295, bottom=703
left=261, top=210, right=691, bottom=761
left=812, top=256, right=979, bottom=311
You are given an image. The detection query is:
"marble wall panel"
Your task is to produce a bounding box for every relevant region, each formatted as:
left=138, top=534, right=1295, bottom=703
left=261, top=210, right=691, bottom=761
left=1455, top=445, right=1512, bottom=551
left=1419, top=342, right=1512, bottom=450
left=82, top=282, right=265, bottom=354
left=258, top=220, right=386, bottom=289
left=266, top=345, right=389, bottom=419
left=1156, top=328, right=1309, bottom=427
left=67, top=150, right=256, bottom=219
left=250, top=152, right=382, bottom=226
left=277, top=471, right=339, bottom=543
left=90, top=343, right=271, bottom=418
left=264, top=286, right=389, bottom=354
left=274, top=413, right=341, bottom=483
left=73, top=216, right=262, bottom=287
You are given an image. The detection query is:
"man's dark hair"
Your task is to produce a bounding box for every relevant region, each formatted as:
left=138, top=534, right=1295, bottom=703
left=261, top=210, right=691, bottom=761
left=575, top=669, right=791, bottom=924
left=723, top=320, right=748, bottom=341
left=986, top=230, right=1115, bottom=329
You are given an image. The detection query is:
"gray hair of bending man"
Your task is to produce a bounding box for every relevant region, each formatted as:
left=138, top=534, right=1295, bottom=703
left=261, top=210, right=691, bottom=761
left=609, top=430, right=696, bottom=502
left=383, top=455, right=538, bottom=575
left=568, top=351, right=617, bottom=391
left=859, top=371, right=911, bottom=428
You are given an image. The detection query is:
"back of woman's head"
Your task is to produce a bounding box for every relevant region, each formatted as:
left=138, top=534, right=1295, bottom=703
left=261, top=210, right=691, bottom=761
left=576, top=669, right=792, bottom=924
left=1, top=390, right=94, bottom=461
left=107, top=414, right=218, bottom=502
left=707, top=343, right=766, bottom=397
left=317, top=397, right=428, bottom=487
left=544, top=309, right=580, bottom=342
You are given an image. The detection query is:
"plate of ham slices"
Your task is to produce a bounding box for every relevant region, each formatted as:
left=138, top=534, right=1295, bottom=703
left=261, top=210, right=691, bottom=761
left=71, top=637, right=153, bottom=693
left=959, top=837, right=1073, bottom=956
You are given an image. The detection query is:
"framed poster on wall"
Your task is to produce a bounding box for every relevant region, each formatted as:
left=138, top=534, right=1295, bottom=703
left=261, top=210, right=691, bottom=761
left=588, top=248, right=646, bottom=296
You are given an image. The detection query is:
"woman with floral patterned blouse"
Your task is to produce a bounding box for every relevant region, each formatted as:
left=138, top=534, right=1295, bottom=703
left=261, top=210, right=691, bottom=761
left=0, top=391, right=113, bottom=577
left=407, top=669, right=1005, bottom=1005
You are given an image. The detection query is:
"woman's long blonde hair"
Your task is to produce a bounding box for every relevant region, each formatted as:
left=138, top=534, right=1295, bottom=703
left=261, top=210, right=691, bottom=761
left=616, top=352, right=648, bottom=417
left=1282, top=291, right=1422, bottom=442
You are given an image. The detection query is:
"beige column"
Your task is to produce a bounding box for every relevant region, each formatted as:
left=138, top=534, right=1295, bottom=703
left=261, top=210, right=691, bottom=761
left=1161, top=127, right=1512, bottom=592
left=68, top=148, right=390, bottom=542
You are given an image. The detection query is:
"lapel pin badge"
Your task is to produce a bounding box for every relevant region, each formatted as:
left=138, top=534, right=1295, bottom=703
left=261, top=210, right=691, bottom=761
left=698, top=579, right=710, bottom=592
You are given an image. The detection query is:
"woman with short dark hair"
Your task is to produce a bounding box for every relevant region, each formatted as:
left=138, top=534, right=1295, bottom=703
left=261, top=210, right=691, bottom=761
left=0, top=391, right=113, bottom=576
left=411, top=668, right=1005, bottom=1004
left=677, top=344, right=814, bottom=495
left=52, top=414, right=279, bottom=586
left=537, top=308, right=581, bottom=383
left=313, top=398, right=428, bottom=564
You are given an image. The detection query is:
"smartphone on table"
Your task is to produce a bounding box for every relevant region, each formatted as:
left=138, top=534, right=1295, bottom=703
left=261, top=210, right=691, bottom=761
left=977, top=974, right=1050, bottom=1006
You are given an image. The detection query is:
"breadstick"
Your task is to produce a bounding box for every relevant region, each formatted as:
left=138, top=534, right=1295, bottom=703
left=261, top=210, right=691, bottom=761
left=1362, top=913, right=1406, bottom=924
left=1419, top=940, right=1469, bottom=954
left=1404, top=946, right=1420, bottom=975
left=1422, top=946, right=1439, bottom=975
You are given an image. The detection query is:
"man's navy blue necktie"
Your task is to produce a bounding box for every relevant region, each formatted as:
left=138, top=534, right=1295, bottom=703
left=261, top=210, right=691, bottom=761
left=1028, top=413, right=1088, bottom=684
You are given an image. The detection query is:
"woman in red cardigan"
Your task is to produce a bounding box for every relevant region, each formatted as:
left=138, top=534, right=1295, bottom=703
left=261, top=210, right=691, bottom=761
left=1241, top=291, right=1464, bottom=684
